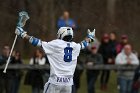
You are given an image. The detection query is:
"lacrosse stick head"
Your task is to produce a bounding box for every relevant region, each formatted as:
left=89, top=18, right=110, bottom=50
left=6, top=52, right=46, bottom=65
left=17, top=11, right=30, bottom=27
left=3, top=11, right=29, bottom=74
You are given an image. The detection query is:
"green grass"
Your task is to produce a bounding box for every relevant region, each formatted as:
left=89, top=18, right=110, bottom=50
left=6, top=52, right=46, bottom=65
left=78, top=71, right=118, bottom=93
left=19, top=60, right=118, bottom=93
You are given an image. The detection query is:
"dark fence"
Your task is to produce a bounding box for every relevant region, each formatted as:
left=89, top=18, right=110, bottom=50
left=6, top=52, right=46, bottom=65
left=0, top=64, right=138, bottom=70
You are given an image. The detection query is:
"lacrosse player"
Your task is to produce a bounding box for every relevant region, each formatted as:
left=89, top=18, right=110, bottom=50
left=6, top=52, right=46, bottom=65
left=15, top=27, right=95, bottom=93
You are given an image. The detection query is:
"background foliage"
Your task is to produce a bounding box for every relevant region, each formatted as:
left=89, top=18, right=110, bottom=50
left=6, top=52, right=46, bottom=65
left=0, top=0, right=140, bottom=57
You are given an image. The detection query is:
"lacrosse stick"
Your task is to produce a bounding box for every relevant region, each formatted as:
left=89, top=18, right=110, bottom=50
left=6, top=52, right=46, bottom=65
left=3, top=11, right=29, bottom=73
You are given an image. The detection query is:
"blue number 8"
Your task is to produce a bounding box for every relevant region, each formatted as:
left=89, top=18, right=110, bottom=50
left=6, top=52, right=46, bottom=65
left=64, top=47, right=73, bottom=62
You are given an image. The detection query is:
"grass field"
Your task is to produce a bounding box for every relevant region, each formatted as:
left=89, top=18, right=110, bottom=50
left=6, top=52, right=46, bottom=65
left=19, top=60, right=118, bottom=93
left=19, top=71, right=118, bottom=93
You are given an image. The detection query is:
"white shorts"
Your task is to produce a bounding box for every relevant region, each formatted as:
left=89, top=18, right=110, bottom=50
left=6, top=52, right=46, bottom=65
left=43, top=82, right=72, bottom=93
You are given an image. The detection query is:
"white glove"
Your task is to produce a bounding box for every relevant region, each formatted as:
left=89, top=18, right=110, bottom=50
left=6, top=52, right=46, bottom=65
left=87, top=29, right=96, bottom=42
left=15, top=27, right=27, bottom=38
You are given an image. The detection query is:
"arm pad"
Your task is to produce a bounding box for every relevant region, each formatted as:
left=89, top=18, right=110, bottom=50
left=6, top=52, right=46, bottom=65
left=29, top=36, right=42, bottom=47
left=80, top=40, right=89, bottom=49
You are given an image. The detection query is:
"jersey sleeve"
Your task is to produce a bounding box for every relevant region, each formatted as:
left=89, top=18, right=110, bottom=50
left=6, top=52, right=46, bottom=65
left=41, top=41, right=54, bottom=55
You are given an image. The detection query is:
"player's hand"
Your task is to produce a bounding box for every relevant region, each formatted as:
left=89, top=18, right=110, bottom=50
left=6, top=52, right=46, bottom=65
left=87, top=29, right=96, bottom=42
left=15, top=26, right=27, bottom=38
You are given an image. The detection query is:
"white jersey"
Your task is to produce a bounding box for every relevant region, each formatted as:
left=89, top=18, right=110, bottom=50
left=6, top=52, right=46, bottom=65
left=41, top=39, right=81, bottom=86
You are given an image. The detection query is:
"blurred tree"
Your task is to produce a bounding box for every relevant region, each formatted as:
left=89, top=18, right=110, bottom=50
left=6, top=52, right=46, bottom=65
left=0, top=0, right=140, bottom=57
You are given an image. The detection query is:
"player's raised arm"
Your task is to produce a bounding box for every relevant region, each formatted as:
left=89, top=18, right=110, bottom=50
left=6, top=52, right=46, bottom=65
left=15, top=27, right=42, bottom=47
left=80, top=29, right=96, bottom=49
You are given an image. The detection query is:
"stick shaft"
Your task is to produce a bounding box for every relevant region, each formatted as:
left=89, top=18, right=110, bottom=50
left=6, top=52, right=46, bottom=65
left=3, top=35, right=18, bottom=73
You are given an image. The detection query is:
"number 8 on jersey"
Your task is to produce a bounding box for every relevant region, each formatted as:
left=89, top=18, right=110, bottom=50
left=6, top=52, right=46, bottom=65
left=64, top=44, right=73, bottom=62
